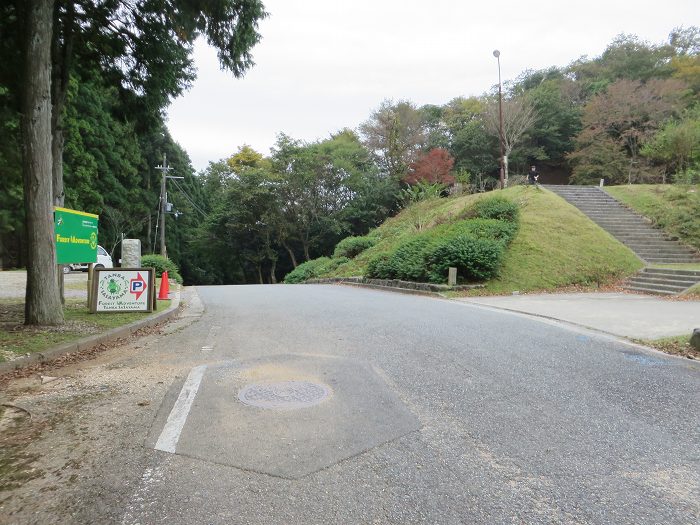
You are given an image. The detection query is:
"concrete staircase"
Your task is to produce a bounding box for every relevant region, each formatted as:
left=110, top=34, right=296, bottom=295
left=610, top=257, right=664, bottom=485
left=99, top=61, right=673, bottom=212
left=544, top=185, right=700, bottom=295
left=624, top=268, right=700, bottom=295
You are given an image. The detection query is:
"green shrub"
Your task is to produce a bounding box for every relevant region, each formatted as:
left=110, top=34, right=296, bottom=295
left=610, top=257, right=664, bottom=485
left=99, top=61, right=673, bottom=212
left=470, top=196, right=519, bottom=223
left=283, top=257, right=349, bottom=283
left=366, top=252, right=395, bottom=279
left=388, top=236, right=441, bottom=281
left=365, top=217, right=515, bottom=283
left=427, top=235, right=504, bottom=283
left=333, top=236, right=377, bottom=259
left=141, top=254, right=183, bottom=284
left=449, top=218, right=518, bottom=245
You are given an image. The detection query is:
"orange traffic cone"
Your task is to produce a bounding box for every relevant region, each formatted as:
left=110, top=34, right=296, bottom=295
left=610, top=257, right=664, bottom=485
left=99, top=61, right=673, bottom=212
left=158, top=270, right=170, bottom=300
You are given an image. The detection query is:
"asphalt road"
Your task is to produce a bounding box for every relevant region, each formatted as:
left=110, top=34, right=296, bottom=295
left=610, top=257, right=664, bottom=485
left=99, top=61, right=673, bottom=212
left=75, top=285, right=700, bottom=523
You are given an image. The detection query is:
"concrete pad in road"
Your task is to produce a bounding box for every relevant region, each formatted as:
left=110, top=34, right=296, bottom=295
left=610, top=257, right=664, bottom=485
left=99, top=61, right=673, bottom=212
left=147, top=354, right=419, bottom=479
left=460, top=292, right=699, bottom=339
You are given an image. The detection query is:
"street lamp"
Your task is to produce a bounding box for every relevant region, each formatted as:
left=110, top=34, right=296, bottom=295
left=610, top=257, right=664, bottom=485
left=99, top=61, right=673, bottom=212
left=493, top=49, right=505, bottom=190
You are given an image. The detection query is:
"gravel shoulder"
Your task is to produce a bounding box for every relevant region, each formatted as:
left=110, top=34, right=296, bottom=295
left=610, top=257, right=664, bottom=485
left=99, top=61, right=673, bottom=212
left=0, top=287, right=203, bottom=523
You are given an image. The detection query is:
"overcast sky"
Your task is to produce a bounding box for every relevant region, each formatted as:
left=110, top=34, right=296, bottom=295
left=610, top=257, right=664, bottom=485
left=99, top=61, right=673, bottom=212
left=166, top=0, right=698, bottom=171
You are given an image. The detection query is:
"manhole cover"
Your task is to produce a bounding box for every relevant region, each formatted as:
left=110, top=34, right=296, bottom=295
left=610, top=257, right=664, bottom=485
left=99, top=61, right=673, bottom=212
left=238, top=381, right=332, bottom=409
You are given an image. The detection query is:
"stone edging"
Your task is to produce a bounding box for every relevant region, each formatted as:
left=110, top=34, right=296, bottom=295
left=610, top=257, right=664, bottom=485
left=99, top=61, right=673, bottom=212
left=0, top=288, right=182, bottom=375
left=306, top=277, right=484, bottom=295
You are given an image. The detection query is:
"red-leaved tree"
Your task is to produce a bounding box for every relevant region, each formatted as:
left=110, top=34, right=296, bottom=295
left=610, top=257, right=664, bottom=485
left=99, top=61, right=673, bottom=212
left=403, top=148, right=456, bottom=185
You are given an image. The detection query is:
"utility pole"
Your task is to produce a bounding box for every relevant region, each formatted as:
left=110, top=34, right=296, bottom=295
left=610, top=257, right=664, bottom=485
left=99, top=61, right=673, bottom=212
left=154, top=154, right=183, bottom=258
left=493, top=49, right=505, bottom=190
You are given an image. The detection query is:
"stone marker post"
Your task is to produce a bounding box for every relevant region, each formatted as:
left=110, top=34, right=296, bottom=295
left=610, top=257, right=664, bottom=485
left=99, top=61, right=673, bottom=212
left=448, top=267, right=457, bottom=287
left=122, top=239, right=142, bottom=268
left=690, top=329, right=700, bottom=351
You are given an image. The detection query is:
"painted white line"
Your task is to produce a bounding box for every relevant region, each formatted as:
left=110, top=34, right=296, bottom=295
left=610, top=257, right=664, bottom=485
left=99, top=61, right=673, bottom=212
left=154, top=365, right=207, bottom=453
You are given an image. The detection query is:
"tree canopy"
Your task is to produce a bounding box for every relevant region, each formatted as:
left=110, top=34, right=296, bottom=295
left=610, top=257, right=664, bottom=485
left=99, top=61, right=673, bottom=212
left=2, top=23, right=698, bottom=290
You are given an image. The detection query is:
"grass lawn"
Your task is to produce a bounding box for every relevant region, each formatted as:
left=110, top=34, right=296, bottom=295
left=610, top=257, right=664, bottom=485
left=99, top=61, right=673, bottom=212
left=605, top=184, right=700, bottom=250
left=322, top=185, right=643, bottom=294
left=480, top=186, right=642, bottom=293
left=0, top=298, right=170, bottom=363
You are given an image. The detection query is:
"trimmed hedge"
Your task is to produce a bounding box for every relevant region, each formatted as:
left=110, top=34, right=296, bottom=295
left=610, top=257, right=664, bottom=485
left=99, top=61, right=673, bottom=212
left=283, top=257, right=349, bottom=284
left=141, top=254, right=183, bottom=284
left=427, top=236, right=504, bottom=283
left=333, top=235, right=377, bottom=259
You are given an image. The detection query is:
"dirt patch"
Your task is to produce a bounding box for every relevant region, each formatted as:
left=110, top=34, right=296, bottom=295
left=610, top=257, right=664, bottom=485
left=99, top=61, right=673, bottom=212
left=0, top=405, right=44, bottom=492
left=0, top=322, right=186, bottom=523
left=0, top=321, right=168, bottom=387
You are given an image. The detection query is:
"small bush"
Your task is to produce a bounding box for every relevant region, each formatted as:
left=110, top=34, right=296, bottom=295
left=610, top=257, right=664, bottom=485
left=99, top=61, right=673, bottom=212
left=366, top=252, right=395, bottom=279
left=141, top=254, right=183, bottom=284
left=427, top=236, right=504, bottom=283
left=470, top=196, right=519, bottom=223
left=450, top=218, right=518, bottom=245
left=283, top=257, right=349, bottom=284
left=387, top=236, right=438, bottom=281
left=333, top=236, right=377, bottom=259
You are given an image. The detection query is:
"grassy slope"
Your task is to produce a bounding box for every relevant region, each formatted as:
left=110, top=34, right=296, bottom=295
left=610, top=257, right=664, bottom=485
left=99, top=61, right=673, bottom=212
left=604, top=184, right=700, bottom=251
left=324, top=186, right=643, bottom=293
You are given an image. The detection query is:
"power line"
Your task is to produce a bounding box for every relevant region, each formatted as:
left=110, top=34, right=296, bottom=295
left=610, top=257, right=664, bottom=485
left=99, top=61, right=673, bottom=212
left=171, top=179, right=208, bottom=218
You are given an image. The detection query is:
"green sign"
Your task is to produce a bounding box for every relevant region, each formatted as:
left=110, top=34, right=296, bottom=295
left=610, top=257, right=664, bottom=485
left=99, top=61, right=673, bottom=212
left=54, top=207, right=99, bottom=264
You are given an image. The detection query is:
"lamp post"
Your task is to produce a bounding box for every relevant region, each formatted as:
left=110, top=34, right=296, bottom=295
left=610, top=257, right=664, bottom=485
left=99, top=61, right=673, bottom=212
left=493, top=49, right=505, bottom=189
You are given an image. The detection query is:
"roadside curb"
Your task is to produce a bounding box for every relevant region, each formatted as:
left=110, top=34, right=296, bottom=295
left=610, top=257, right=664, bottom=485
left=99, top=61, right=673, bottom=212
left=0, top=287, right=182, bottom=375
left=307, top=277, right=484, bottom=297
left=336, top=281, right=443, bottom=297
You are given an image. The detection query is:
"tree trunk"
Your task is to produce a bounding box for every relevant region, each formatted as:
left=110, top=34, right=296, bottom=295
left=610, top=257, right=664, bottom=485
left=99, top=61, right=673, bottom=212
left=21, top=0, right=63, bottom=325
left=281, top=240, right=297, bottom=268
left=53, top=113, right=65, bottom=303
left=50, top=0, right=73, bottom=210
left=269, top=258, right=277, bottom=284
left=256, top=264, right=263, bottom=284
left=301, top=233, right=311, bottom=262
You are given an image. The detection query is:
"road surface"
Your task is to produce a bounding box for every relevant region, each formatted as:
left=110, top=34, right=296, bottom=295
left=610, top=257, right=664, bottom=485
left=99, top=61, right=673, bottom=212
left=2, top=284, right=699, bottom=524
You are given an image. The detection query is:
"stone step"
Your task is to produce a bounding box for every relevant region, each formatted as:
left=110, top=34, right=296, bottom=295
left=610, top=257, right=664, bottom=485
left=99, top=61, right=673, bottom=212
left=642, top=257, right=700, bottom=263
left=599, top=227, right=654, bottom=232
left=591, top=217, right=651, bottom=222
left=619, top=241, right=687, bottom=247
left=584, top=212, right=643, bottom=217
left=627, top=276, right=697, bottom=287
left=644, top=268, right=700, bottom=277
left=608, top=234, right=676, bottom=243
left=590, top=217, right=652, bottom=222
left=590, top=214, right=651, bottom=220
left=633, top=246, right=698, bottom=253
left=623, top=285, right=676, bottom=296
left=631, top=280, right=699, bottom=291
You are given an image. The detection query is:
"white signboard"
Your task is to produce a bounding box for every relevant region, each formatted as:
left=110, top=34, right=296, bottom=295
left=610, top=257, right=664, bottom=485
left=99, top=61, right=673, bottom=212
left=92, top=268, right=154, bottom=312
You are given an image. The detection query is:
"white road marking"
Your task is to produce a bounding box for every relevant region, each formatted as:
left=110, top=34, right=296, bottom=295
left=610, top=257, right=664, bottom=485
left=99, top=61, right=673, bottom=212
left=154, top=365, right=207, bottom=453
left=201, top=325, right=221, bottom=352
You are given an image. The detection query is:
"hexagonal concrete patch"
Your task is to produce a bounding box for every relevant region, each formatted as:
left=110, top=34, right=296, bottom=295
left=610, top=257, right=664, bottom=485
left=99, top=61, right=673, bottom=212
left=147, top=354, right=420, bottom=479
